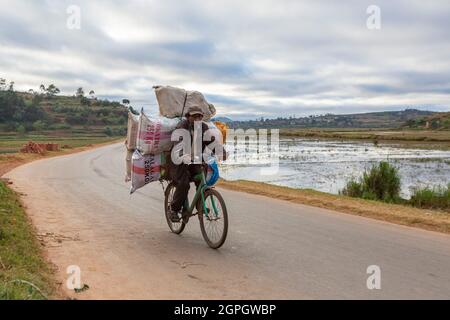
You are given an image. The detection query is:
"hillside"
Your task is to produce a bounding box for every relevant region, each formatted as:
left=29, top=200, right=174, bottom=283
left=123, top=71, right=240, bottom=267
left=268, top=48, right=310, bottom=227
left=404, top=112, right=450, bottom=130
left=229, top=109, right=438, bottom=129
left=0, top=89, right=129, bottom=136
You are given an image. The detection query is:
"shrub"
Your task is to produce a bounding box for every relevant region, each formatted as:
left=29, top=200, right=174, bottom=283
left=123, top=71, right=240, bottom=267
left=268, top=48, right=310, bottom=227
left=104, top=127, right=113, bottom=136
left=341, top=179, right=363, bottom=198
left=16, top=124, right=26, bottom=134
left=80, top=97, right=91, bottom=106
left=32, top=120, right=46, bottom=132
left=362, top=161, right=401, bottom=202
left=409, top=184, right=450, bottom=210
left=341, top=161, right=401, bottom=203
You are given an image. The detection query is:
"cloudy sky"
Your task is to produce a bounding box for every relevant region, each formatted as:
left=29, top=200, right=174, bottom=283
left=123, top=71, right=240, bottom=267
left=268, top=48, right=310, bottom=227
left=1, top=0, right=449, bottom=119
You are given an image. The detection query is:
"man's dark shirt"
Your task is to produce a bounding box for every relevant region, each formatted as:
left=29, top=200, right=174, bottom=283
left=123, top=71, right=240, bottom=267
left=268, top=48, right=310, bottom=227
left=172, top=119, right=225, bottom=163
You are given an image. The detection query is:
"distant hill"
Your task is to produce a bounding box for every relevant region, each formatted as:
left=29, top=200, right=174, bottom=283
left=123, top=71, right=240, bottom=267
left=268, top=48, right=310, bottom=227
left=0, top=89, right=129, bottom=135
left=211, top=116, right=233, bottom=123
left=228, top=109, right=440, bottom=129
left=404, top=112, right=450, bottom=130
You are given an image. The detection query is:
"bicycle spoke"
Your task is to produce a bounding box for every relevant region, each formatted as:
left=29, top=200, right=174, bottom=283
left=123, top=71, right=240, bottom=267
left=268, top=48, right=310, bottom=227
left=203, top=194, right=224, bottom=243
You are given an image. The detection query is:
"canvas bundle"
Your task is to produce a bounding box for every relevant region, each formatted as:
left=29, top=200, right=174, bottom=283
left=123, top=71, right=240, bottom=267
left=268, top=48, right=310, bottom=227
left=154, top=85, right=216, bottom=121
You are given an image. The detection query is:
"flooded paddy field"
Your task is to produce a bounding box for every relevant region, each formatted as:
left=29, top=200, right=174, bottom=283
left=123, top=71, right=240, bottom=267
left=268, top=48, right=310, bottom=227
left=221, top=138, right=450, bottom=198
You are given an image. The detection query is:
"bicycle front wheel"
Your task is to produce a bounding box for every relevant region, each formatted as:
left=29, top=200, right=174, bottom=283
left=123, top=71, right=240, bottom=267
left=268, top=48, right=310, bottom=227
left=198, top=188, right=228, bottom=249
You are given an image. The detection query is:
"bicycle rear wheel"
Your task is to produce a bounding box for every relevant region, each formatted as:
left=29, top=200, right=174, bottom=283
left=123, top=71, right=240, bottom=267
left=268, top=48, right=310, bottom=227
left=164, top=182, right=186, bottom=234
left=198, top=188, right=228, bottom=249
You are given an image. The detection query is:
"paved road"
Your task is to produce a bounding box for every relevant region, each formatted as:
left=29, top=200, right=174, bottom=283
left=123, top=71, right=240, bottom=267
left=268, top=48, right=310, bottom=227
left=5, top=143, right=450, bottom=299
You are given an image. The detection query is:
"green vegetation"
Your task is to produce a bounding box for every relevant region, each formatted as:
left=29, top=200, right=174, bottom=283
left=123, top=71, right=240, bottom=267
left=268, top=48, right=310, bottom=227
left=0, top=181, right=55, bottom=299
left=405, top=112, right=450, bottom=130
left=341, top=162, right=449, bottom=211
left=410, top=184, right=450, bottom=210
left=340, top=161, right=401, bottom=202
left=0, top=78, right=129, bottom=135
left=0, top=79, right=129, bottom=155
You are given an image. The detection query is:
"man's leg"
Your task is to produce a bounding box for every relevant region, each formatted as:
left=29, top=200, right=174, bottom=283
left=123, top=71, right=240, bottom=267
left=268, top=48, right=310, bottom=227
left=171, top=163, right=190, bottom=213
left=189, top=164, right=206, bottom=213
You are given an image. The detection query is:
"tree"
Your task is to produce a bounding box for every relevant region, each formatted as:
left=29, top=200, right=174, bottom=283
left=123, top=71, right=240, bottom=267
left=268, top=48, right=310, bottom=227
left=89, top=90, right=95, bottom=99
left=0, top=78, right=6, bottom=90
left=76, top=87, right=84, bottom=98
left=0, top=90, right=26, bottom=122
left=8, top=81, right=14, bottom=91
left=46, top=84, right=60, bottom=96
left=39, top=84, right=46, bottom=94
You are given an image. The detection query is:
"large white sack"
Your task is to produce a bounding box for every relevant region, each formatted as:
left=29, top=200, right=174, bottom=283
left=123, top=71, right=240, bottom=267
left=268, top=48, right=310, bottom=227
left=154, top=85, right=216, bottom=120
left=136, top=112, right=180, bottom=155
left=126, top=111, right=139, bottom=150
left=130, top=150, right=163, bottom=194
left=125, top=149, right=133, bottom=182
left=154, top=86, right=186, bottom=118
left=186, top=91, right=216, bottom=120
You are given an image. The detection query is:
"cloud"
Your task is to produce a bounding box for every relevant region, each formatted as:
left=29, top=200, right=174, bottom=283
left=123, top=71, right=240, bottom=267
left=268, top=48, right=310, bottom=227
left=0, top=0, right=449, bottom=119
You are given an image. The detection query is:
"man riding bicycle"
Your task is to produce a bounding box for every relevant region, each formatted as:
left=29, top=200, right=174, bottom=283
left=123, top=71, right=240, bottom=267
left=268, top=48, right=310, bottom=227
left=168, top=106, right=225, bottom=222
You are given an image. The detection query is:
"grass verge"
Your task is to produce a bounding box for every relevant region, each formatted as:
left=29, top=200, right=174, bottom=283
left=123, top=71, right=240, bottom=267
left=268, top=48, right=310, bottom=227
left=0, top=180, right=56, bottom=299
left=217, top=179, right=450, bottom=234
left=0, top=136, right=123, bottom=299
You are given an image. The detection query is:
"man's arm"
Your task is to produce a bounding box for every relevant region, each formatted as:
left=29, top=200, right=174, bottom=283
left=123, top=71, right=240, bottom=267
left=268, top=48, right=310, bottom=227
left=202, top=122, right=227, bottom=161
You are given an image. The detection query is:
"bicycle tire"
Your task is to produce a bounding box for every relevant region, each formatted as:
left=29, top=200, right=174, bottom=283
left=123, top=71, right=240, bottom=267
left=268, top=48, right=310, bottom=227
left=198, top=188, right=228, bottom=249
left=164, top=182, right=186, bottom=234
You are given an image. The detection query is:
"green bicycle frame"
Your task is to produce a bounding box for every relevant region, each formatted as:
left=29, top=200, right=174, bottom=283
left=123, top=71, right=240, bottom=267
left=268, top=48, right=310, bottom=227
left=183, top=171, right=220, bottom=218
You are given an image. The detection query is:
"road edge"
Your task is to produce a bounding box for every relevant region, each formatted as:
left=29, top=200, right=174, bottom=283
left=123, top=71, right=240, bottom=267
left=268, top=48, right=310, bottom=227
left=0, top=138, right=124, bottom=299
left=217, top=179, right=450, bottom=235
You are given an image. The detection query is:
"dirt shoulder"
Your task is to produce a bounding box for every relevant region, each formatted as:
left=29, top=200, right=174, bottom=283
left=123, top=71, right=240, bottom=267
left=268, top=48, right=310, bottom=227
left=217, top=179, right=450, bottom=234
left=0, top=138, right=123, bottom=299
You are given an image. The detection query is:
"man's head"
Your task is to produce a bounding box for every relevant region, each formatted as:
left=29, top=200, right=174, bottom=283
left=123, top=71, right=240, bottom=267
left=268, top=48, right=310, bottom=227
left=186, top=106, right=204, bottom=124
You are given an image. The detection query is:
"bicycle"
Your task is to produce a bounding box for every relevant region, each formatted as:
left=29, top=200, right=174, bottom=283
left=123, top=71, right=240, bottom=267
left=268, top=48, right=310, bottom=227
left=163, top=167, right=228, bottom=249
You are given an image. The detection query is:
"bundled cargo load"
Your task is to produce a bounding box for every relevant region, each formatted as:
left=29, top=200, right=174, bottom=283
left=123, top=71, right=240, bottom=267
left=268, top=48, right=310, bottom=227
left=126, top=111, right=139, bottom=150
left=213, top=121, right=228, bottom=144
left=125, top=149, right=133, bottom=182
left=154, top=85, right=216, bottom=120
left=136, top=112, right=180, bottom=155
left=125, top=85, right=227, bottom=194
left=130, top=150, right=167, bottom=194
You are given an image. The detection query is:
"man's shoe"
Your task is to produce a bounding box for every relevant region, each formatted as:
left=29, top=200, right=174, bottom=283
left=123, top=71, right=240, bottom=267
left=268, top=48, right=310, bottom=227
left=170, top=209, right=181, bottom=222
left=181, top=209, right=190, bottom=222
